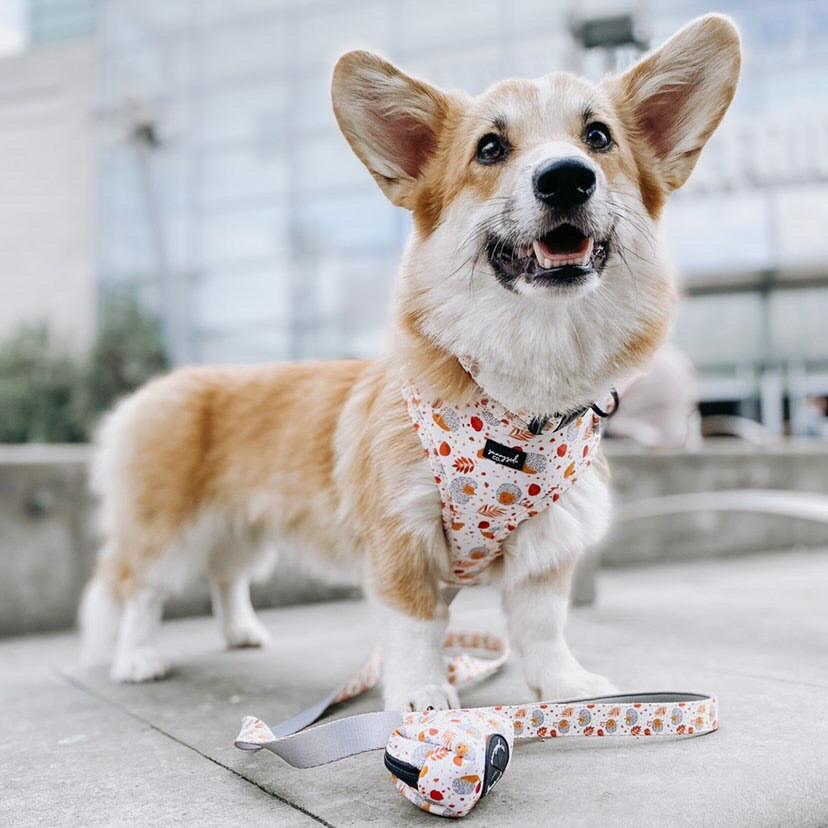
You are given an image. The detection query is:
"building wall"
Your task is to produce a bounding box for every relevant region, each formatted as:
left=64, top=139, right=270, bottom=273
left=0, top=38, right=96, bottom=351
left=30, top=0, right=95, bottom=45
left=665, top=0, right=828, bottom=383
left=93, top=0, right=828, bottom=429
left=94, top=0, right=591, bottom=365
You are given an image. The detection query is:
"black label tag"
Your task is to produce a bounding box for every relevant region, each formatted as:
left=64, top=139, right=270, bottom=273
left=482, top=439, right=526, bottom=470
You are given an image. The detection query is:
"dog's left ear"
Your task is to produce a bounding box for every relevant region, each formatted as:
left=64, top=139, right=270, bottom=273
left=332, top=51, right=453, bottom=209
left=607, top=14, right=741, bottom=193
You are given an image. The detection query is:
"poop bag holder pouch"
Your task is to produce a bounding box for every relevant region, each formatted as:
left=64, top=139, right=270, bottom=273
left=384, top=708, right=513, bottom=817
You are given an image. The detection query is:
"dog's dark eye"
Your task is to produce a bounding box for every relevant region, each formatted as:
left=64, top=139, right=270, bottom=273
left=476, top=133, right=509, bottom=164
left=584, top=122, right=612, bottom=151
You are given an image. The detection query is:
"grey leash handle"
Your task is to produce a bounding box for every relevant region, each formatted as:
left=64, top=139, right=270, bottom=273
left=236, top=710, right=404, bottom=767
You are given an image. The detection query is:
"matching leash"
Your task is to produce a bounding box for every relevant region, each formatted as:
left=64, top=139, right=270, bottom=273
left=238, top=630, right=508, bottom=742
left=233, top=631, right=717, bottom=818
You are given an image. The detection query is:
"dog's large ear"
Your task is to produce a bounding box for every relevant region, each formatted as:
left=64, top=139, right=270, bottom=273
left=332, top=51, right=451, bottom=209
left=608, top=14, right=741, bottom=193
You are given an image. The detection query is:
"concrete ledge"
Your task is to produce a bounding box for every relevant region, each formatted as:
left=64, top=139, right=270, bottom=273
left=0, top=445, right=357, bottom=637
left=0, top=445, right=93, bottom=637
left=603, top=439, right=828, bottom=565
left=2, top=441, right=827, bottom=635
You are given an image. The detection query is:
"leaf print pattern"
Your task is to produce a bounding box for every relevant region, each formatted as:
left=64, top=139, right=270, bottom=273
left=401, top=370, right=606, bottom=585
left=477, top=503, right=506, bottom=518
left=452, top=456, right=475, bottom=473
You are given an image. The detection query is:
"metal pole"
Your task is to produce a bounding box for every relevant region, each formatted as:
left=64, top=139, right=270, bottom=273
left=130, top=121, right=178, bottom=364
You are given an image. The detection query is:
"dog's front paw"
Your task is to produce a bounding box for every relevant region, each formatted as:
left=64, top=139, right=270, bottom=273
left=111, top=648, right=169, bottom=683
left=385, top=682, right=460, bottom=712
left=534, top=666, right=617, bottom=701
left=223, top=617, right=271, bottom=649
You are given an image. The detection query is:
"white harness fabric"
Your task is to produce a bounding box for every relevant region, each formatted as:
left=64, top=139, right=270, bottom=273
left=400, top=362, right=604, bottom=584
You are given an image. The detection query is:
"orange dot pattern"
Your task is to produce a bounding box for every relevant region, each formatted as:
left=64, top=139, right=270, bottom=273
left=401, top=364, right=604, bottom=585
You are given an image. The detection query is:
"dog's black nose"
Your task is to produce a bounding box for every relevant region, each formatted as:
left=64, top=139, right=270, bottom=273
left=533, top=159, right=596, bottom=209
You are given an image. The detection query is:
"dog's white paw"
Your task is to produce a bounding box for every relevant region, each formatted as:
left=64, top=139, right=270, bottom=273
left=111, top=648, right=169, bottom=683
left=385, top=682, right=460, bottom=712
left=534, top=667, right=617, bottom=701
left=224, top=617, right=271, bottom=649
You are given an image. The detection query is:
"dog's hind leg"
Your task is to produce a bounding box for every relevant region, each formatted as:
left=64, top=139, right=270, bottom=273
left=209, top=571, right=271, bottom=649
left=80, top=545, right=168, bottom=683
left=207, top=533, right=273, bottom=649
left=79, top=558, right=123, bottom=667
left=110, top=585, right=169, bottom=683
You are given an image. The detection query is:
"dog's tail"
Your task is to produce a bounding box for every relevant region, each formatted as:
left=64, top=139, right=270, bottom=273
left=78, top=565, right=122, bottom=666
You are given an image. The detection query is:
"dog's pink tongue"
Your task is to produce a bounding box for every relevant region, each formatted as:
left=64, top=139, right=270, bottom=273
left=533, top=234, right=594, bottom=268
left=537, top=235, right=590, bottom=258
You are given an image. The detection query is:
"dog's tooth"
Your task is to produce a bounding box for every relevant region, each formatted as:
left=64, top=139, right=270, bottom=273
left=532, top=240, right=544, bottom=263
left=531, top=237, right=595, bottom=270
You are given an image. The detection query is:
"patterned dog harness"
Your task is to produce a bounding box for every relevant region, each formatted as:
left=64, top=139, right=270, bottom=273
left=401, top=359, right=607, bottom=584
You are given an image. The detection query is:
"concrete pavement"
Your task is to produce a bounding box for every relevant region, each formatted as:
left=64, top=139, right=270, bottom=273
left=2, top=550, right=827, bottom=827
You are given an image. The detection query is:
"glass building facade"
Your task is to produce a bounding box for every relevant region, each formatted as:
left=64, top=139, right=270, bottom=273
left=30, top=0, right=94, bottom=44
left=91, top=0, right=828, bottom=432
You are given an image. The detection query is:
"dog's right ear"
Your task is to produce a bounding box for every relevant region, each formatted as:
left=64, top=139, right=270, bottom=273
left=608, top=14, right=741, bottom=195
left=332, top=51, right=451, bottom=209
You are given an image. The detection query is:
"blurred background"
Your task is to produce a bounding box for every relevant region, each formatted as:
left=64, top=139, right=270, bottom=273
left=1, top=0, right=827, bottom=636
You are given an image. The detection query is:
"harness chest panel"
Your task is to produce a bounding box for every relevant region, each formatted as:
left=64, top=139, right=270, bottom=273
left=401, top=378, right=603, bottom=585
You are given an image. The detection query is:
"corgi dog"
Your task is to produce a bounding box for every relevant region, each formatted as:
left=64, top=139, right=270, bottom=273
left=80, top=15, right=740, bottom=710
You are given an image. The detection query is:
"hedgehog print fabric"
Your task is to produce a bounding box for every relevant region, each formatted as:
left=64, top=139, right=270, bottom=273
left=400, top=364, right=604, bottom=585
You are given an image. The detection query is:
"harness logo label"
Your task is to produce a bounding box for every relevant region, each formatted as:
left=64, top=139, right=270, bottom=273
left=482, top=439, right=526, bottom=470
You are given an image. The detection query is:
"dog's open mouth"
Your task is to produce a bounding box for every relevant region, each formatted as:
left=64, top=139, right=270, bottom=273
left=487, top=224, right=608, bottom=289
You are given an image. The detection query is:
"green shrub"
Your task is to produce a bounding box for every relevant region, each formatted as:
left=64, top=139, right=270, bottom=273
left=0, top=300, right=168, bottom=443
left=0, top=325, right=88, bottom=442
left=84, top=299, right=169, bottom=418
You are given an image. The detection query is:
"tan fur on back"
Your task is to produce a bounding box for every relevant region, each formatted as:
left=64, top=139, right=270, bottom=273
left=94, top=357, right=465, bottom=618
